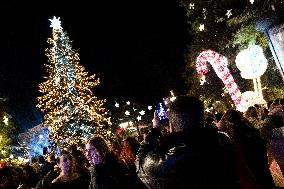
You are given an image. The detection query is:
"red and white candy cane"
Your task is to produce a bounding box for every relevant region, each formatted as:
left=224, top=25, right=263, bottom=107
left=196, top=50, right=243, bottom=109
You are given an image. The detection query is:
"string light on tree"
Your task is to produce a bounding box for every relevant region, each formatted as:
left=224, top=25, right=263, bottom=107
left=125, top=110, right=130, bottom=116
left=115, top=102, right=119, bottom=108
left=203, top=8, right=207, bottom=19
left=200, top=75, right=206, bottom=85
left=199, top=24, right=205, bottom=31
left=226, top=9, right=232, bottom=18
left=250, top=0, right=254, bottom=4
left=3, top=116, right=8, bottom=126
left=189, top=3, right=194, bottom=9
left=169, top=90, right=176, bottom=101
left=139, top=110, right=145, bottom=115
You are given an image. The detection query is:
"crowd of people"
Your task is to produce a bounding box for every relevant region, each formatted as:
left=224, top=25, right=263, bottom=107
left=1, top=95, right=284, bottom=189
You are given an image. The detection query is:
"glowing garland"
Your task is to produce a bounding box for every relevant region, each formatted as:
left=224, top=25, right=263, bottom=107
left=196, top=50, right=243, bottom=110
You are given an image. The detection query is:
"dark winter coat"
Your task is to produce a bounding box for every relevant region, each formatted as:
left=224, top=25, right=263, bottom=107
left=88, top=153, right=127, bottom=189
left=136, top=127, right=240, bottom=189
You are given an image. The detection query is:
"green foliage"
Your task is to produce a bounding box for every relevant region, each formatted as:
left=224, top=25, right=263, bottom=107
left=179, top=0, right=284, bottom=106
left=230, top=25, right=268, bottom=50
left=265, top=85, right=284, bottom=102
left=184, top=62, right=233, bottom=108
left=0, top=112, right=17, bottom=159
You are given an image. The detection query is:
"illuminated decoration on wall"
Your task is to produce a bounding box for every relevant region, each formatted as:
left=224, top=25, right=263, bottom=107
left=37, top=16, right=113, bottom=148
left=235, top=44, right=267, bottom=106
left=196, top=50, right=244, bottom=111
left=18, top=124, right=50, bottom=159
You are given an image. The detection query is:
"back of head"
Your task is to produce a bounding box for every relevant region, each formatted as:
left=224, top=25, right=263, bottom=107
left=122, top=136, right=139, bottom=155
left=244, top=106, right=258, bottom=119
left=222, top=109, right=242, bottom=124
left=168, top=96, right=204, bottom=132
left=68, top=144, right=77, bottom=154
left=38, top=155, right=45, bottom=164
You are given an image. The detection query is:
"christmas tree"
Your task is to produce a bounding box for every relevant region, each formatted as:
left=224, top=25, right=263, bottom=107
left=37, top=16, right=114, bottom=148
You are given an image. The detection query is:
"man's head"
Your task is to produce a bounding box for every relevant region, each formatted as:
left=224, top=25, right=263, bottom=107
left=168, top=96, right=204, bottom=132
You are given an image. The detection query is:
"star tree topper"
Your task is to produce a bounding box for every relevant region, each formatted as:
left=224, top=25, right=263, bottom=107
left=49, top=16, right=62, bottom=30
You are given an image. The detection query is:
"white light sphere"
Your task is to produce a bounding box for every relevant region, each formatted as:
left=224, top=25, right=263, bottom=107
left=235, top=45, right=268, bottom=79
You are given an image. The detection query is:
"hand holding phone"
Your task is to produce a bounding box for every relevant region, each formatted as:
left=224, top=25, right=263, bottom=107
left=152, top=110, right=161, bottom=129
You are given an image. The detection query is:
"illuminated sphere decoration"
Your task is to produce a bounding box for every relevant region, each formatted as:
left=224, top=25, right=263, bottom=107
left=235, top=44, right=268, bottom=79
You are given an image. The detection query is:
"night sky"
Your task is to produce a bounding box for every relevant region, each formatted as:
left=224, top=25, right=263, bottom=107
left=0, top=0, right=189, bottom=131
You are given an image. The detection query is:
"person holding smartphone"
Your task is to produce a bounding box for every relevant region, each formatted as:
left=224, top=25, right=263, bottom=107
left=136, top=95, right=240, bottom=189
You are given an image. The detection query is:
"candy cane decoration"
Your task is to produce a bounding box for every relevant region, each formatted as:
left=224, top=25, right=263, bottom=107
left=196, top=50, right=243, bottom=110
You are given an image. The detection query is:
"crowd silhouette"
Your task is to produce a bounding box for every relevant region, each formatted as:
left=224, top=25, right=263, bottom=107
left=1, top=95, right=284, bottom=189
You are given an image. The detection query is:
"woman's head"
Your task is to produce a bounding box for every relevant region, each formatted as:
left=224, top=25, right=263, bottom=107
left=120, top=137, right=139, bottom=167
left=85, top=136, right=109, bottom=165
left=59, top=150, right=73, bottom=174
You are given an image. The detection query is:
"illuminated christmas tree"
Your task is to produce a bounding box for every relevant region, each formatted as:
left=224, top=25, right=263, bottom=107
left=37, top=16, right=114, bottom=148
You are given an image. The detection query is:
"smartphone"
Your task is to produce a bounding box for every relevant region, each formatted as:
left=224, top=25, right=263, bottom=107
left=156, top=102, right=168, bottom=121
